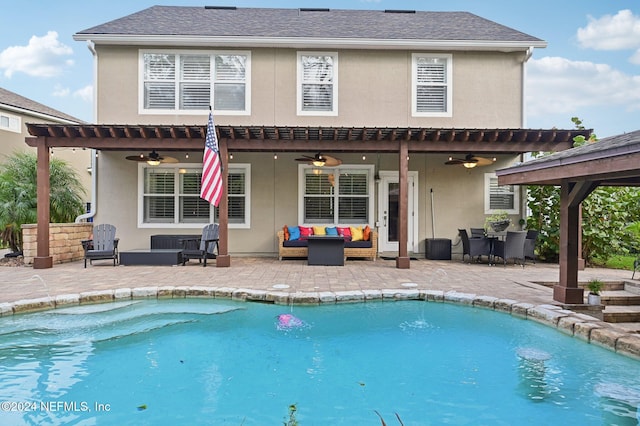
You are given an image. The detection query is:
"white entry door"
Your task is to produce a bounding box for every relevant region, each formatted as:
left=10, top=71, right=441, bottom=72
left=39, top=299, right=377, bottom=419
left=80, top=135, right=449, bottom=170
left=377, top=171, right=418, bottom=253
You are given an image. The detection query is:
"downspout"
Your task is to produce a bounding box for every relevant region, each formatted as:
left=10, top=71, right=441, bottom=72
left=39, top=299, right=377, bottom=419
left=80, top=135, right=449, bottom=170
left=518, top=47, right=534, bottom=228
left=75, top=40, right=98, bottom=223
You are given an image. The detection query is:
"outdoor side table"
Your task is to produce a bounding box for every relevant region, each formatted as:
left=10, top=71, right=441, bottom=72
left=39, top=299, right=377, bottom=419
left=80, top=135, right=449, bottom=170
left=307, top=236, right=345, bottom=266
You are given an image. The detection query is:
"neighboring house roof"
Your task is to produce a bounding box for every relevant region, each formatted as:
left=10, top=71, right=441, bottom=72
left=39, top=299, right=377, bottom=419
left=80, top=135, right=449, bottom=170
left=0, top=87, right=83, bottom=124
left=74, top=6, right=545, bottom=50
left=496, top=129, right=640, bottom=186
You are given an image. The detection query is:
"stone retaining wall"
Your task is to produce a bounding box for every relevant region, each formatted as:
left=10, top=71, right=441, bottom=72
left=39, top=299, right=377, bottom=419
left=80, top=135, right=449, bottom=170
left=22, top=223, right=93, bottom=265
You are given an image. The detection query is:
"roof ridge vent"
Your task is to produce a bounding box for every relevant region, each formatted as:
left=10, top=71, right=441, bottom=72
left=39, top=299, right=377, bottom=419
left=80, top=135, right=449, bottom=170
left=299, top=8, right=330, bottom=12
left=204, top=6, right=237, bottom=10
left=384, top=9, right=416, bottom=14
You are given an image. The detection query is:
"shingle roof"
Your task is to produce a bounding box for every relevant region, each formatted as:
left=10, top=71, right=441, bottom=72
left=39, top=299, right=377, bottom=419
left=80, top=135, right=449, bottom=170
left=0, top=87, right=83, bottom=123
left=75, top=6, right=544, bottom=48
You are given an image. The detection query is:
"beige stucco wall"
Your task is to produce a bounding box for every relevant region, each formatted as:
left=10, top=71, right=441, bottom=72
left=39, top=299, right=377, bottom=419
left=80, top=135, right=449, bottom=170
left=90, top=44, right=526, bottom=256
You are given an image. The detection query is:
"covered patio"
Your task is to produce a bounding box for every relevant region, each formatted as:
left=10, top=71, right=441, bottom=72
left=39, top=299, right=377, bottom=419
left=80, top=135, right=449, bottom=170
left=497, top=129, right=640, bottom=304
left=25, top=123, right=589, bottom=269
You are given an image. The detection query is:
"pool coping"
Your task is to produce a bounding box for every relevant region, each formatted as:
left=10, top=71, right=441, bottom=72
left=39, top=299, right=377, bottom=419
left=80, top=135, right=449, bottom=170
left=2, top=285, right=639, bottom=361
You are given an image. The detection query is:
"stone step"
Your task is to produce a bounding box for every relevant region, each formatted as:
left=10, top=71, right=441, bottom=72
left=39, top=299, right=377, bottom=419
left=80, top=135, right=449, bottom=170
left=600, top=290, right=640, bottom=306
left=603, top=305, right=640, bottom=324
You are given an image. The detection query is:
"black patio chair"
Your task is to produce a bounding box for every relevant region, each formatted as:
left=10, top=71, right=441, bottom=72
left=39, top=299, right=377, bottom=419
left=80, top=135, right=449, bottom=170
left=458, top=229, right=491, bottom=263
left=524, top=230, right=539, bottom=264
left=81, top=224, right=119, bottom=268
left=180, top=224, right=219, bottom=267
left=470, top=228, right=486, bottom=238
left=493, top=231, right=527, bottom=267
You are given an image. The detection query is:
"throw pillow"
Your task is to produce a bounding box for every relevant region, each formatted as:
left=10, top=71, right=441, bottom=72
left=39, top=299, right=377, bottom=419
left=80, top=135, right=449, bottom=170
left=363, top=225, right=371, bottom=241
left=350, top=226, right=364, bottom=242
left=326, top=227, right=339, bottom=236
left=288, top=226, right=300, bottom=241
left=283, top=225, right=290, bottom=241
left=299, top=226, right=314, bottom=240
left=313, top=226, right=327, bottom=236
left=337, top=226, right=352, bottom=242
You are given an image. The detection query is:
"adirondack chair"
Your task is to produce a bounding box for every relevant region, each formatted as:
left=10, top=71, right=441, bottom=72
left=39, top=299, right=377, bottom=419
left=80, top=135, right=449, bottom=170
left=81, top=224, right=119, bottom=268
left=180, top=224, right=219, bottom=267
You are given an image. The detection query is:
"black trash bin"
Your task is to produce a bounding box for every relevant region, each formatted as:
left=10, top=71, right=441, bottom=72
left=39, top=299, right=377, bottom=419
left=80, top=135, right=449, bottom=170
left=426, top=238, right=451, bottom=260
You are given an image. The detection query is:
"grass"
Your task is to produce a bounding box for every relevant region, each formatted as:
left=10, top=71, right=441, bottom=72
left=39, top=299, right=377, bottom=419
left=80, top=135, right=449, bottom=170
left=592, top=254, right=637, bottom=270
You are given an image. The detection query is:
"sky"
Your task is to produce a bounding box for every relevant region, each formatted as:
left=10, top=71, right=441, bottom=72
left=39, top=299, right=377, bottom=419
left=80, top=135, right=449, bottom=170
left=1, top=0, right=639, bottom=138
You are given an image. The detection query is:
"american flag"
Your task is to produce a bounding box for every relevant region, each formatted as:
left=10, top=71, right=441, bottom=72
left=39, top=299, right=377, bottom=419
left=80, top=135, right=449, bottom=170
left=200, top=112, right=223, bottom=207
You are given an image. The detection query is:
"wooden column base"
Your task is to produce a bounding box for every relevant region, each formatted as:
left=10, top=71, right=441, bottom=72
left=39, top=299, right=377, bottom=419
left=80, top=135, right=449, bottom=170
left=215, top=255, right=231, bottom=267
left=33, top=256, right=53, bottom=269
left=553, top=285, right=584, bottom=304
left=396, top=256, right=410, bottom=269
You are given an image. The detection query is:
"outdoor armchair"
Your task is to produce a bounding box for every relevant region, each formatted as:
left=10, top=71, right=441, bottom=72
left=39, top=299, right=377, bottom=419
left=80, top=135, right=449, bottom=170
left=458, top=229, right=491, bottom=263
left=81, top=224, right=119, bottom=268
left=180, top=223, right=219, bottom=267
left=492, top=231, right=527, bottom=267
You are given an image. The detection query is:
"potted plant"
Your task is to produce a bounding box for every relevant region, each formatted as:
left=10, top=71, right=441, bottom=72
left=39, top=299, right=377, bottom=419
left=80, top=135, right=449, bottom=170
left=587, top=279, right=603, bottom=305
left=484, top=210, right=511, bottom=233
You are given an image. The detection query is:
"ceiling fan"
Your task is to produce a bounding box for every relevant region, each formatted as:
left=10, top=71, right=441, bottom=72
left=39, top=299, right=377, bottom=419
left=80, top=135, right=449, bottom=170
left=125, top=150, right=179, bottom=166
left=445, top=154, right=494, bottom=169
left=295, top=152, right=342, bottom=167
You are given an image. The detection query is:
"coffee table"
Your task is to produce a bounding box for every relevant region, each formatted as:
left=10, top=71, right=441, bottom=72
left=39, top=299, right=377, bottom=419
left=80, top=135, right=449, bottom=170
left=120, top=249, right=183, bottom=266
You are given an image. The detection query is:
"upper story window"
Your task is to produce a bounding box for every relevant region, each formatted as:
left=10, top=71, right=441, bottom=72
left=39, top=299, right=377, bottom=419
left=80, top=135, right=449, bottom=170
left=484, top=173, right=519, bottom=214
left=412, top=53, right=452, bottom=117
left=0, top=113, right=21, bottom=133
left=141, top=50, right=251, bottom=115
left=299, top=165, right=373, bottom=225
left=138, top=163, right=251, bottom=228
left=297, top=52, right=338, bottom=116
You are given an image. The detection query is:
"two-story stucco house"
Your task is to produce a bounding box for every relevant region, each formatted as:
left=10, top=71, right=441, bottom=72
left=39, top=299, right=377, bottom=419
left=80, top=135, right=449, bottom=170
left=0, top=87, right=91, bottom=200
left=26, top=6, right=589, bottom=268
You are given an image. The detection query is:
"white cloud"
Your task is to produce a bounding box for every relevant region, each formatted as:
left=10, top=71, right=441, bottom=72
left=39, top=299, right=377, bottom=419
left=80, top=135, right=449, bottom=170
left=0, top=31, right=74, bottom=78
left=577, top=9, right=640, bottom=51
left=526, top=56, right=640, bottom=117
left=73, top=85, right=93, bottom=102
left=52, top=84, right=70, bottom=97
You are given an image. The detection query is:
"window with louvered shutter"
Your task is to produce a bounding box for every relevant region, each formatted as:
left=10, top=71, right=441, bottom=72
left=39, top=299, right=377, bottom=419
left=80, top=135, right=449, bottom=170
left=142, top=51, right=249, bottom=113
left=298, top=53, right=337, bottom=115
left=179, top=170, right=210, bottom=223
left=412, top=54, right=452, bottom=116
left=484, top=173, right=519, bottom=214
left=144, top=169, right=176, bottom=223
left=301, top=168, right=371, bottom=224
left=226, top=171, right=246, bottom=223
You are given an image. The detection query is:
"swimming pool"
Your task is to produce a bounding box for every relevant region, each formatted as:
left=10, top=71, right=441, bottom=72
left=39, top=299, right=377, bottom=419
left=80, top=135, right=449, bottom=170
left=0, top=299, right=638, bottom=425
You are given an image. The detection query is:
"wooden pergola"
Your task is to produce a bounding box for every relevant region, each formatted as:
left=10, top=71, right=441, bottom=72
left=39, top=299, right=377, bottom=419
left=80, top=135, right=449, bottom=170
left=25, top=123, right=589, bottom=269
left=497, top=129, right=640, bottom=304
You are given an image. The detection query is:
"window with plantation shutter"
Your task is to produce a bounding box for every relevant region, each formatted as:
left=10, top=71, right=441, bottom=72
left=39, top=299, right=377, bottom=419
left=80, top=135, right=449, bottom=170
left=301, top=167, right=372, bottom=225
left=297, top=52, right=337, bottom=116
left=141, top=50, right=250, bottom=114
left=140, top=164, right=251, bottom=228
left=412, top=54, right=452, bottom=117
left=484, top=173, right=519, bottom=214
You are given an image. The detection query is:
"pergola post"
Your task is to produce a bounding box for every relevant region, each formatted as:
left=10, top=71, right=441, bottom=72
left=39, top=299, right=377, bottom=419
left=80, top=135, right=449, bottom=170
left=33, top=138, right=53, bottom=269
left=216, top=138, right=231, bottom=267
left=396, top=139, right=410, bottom=269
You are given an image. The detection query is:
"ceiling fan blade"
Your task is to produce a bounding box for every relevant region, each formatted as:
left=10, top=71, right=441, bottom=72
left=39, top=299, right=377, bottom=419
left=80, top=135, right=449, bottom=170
left=472, top=156, right=494, bottom=167
left=159, top=155, right=179, bottom=163
left=444, top=158, right=463, bottom=165
left=125, top=154, right=149, bottom=162
left=322, top=155, right=342, bottom=167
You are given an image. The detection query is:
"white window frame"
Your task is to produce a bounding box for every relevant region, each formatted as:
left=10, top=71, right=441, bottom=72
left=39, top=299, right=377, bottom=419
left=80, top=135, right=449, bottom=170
left=411, top=53, right=452, bottom=117
left=0, top=112, right=21, bottom=133
left=137, top=162, right=251, bottom=229
left=139, top=49, right=251, bottom=116
left=297, top=51, right=338, bottom=116
left=297, top=164, right=374, bottom=226
left=484, top=173, right=519, bottom=214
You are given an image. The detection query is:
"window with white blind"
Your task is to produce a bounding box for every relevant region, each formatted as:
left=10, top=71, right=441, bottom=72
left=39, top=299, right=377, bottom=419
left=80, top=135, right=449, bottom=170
left=484, top=173, right=519, bottom=214
left=297, top=52, right=338, bottom=116
left=300, top=166, right=373, bottom=225
left=412, top=53, right=452, bottom=117
left=0, top=113, right=21, bottom=133
left=139, top=164, right=250, bottom=228
left=141, top=50, right=250, bottom=115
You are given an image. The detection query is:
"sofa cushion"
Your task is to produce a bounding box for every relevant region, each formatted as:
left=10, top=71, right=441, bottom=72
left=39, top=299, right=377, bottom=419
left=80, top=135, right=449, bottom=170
left=288, top=226, right=300, bottom=241
left=299, top=226, right=313, bottom=240
left=350, top=226, right=364, bottom=241
left=283, top=225, right=290, bottom=241
left=345, top=240, right=372, bottom=248
left=283, top=239, right=308, bottom=247
left=363, top=225, right=371, bottom=241
left=326, top=227, right=338, bottom=236
left=337, top=226, right=351, bottom=238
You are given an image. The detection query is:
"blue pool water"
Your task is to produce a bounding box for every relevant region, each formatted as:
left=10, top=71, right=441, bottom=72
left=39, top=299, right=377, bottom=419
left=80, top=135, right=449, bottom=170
left=0, top=299, right=639, bottom=425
